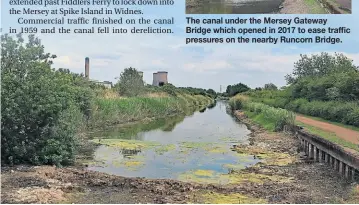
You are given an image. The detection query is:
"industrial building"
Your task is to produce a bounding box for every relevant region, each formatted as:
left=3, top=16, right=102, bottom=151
left=84, top=57, right=113, bottom=88
left=84, top=57, right=167, bottom=88
left=152, top=71, right=168, bottom=86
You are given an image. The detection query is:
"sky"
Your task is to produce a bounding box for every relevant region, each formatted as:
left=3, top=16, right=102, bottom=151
left=1, top=0, right=359, bottom=91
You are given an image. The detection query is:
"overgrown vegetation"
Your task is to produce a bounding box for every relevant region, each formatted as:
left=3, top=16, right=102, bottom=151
left=229, top=96, right=295, bottom=131
left=1, top=34, right=214, bottom=166
left=88, top=94, right=213, bottom=128
left=232, top=52, right=359, bottom=128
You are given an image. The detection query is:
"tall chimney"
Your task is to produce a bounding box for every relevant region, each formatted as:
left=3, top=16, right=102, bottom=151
left=85, top=57, right=89, bottom=79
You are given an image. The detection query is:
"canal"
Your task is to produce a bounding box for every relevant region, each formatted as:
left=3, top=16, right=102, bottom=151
left=186, top=0, right=284, bottom=14
left=87, top=101, right=260, bottom=184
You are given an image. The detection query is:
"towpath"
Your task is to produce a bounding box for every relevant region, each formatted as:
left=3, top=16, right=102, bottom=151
left=333, top=0, right=351, bottom=10
left=296, top=115, right=359, bottom=144
left=279, top=0, right=327, bottom=14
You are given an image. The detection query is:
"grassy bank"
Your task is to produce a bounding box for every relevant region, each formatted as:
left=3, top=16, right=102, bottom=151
left=88, top=93, right=213, bottom=129
left=230, top=94, right=359, bottom=152
left=229, top=95, right=295, bottom=132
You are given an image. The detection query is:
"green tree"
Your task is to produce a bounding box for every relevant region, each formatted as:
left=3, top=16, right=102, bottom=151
left=115, top=67, right=144, bottom=97
left=226, top=83, right=250, bottom=96
left=207, top=89, right=216, bottom=97
left=1, top=34, right=90, bottom=166
left=285, top=52, right=358, bottom=84
left=264, top=83, right=278, bottom=90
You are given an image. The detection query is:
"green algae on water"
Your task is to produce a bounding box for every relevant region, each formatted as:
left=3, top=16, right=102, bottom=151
left=193, top=169, right=215, bottom=177
left=204, top=145, right=228, bottom=154
left=234, top=146, right=297, bottom=166
left=155, top=144, right=176, bottom=155
left=220, top=136, right=239, bottom=142
left=91, top=139, right=160, bottom=150
left=180, top=142, right=213, bottom=149
left=223, top=164, right=245, bottom=170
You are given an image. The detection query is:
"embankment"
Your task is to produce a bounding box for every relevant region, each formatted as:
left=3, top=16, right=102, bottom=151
left=86, top=93, right=214, bottom=129
left=2, top=99, right=358, bottom=204
left=229, top=95, right=359, bottom=180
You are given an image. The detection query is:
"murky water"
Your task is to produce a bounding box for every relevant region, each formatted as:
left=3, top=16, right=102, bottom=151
left=87, top=101, right=259, bottom=182
left=186, top=0, right=284, bottom=14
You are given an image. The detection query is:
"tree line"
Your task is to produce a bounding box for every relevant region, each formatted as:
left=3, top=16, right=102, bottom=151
left=224, top=52, right=359, bottom=127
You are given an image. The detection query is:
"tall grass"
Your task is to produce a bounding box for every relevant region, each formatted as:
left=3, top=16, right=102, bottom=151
left=88, top=94, right=213, bottom=128
left=245, top=102, right=295, bottom=131
left=229, top=95, right=295, bottom=131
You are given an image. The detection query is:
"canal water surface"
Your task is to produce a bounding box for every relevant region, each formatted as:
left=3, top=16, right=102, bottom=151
left=186, top=0, right=284, bottom=14
left=87, top=101, right=259, bottom=184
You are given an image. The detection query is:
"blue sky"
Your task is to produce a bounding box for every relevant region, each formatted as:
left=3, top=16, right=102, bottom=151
left=1, top=0, right=358, bottom=91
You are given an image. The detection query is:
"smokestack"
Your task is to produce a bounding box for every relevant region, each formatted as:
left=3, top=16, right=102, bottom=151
left=85, top=57, right=89, bottom=79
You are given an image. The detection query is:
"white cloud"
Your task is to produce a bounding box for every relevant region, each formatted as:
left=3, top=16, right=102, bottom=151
left=34, top=24, right=359, bottom=89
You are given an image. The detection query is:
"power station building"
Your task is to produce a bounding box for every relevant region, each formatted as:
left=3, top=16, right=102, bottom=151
left=152, top=71, right=168, bottom=86
left=84, top=57, right=167, bottom=88
left=84, top=57, right=113, bottom=88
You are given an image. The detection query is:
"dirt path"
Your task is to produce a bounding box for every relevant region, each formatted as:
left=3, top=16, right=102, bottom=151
left=333, top=0, right=351, bottom=10
left=279, top=0, right=327, bottom=14
left=296, top=115, right=359, bottom=144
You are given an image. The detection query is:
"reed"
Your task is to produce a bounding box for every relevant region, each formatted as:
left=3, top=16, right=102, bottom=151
left=229, top=95, right=295, bottom=131
left=88, top=94, right=213, bottom=128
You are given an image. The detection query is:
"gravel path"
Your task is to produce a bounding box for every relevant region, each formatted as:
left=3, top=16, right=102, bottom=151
left=279, top=0, right=312, bottom=13
left=279, top=0, right=328, bottom=14
left=334, top=0, right=351, bottom=9
left=296, top=115, right=359, bottom=144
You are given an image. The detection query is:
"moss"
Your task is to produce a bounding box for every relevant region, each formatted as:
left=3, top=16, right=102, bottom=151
left=226, top=172, right=294, bottom=184
left=258, top=153, right=296, bottom=166
left=199, top=192, right=267, bottom=204
left=178, top=170, right=293, bottom=185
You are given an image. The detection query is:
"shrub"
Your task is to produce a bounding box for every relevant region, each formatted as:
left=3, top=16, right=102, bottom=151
left=1, top=34, right=88, bottom=166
